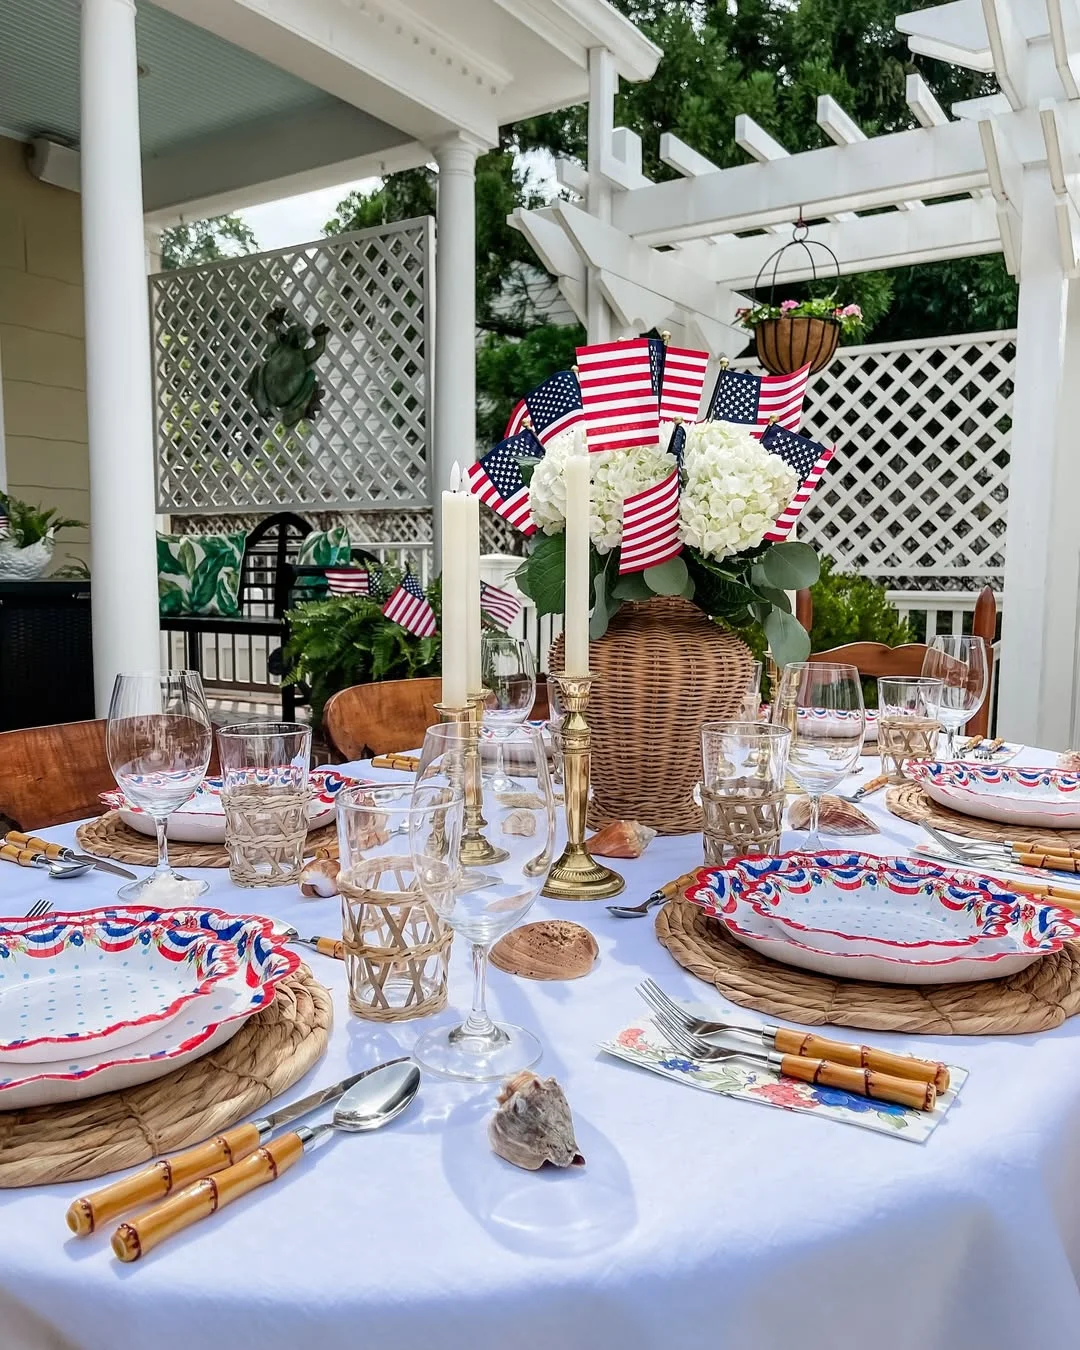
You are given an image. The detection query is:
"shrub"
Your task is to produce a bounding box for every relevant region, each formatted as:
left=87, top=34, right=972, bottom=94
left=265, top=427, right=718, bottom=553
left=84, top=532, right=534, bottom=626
left=808, top=557, right=913, bottom=706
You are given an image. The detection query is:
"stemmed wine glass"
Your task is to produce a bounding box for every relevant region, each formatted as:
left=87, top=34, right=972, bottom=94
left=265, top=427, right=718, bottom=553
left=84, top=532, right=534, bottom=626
left=409, top=722, right=555, bottom=1081
left=481, top=633, right=536, bottom=794
left=774, top=662, right=865, bottom=850
left=106, top=671, right=213, bottom=900
left=921, top=635, right=989, bottom=759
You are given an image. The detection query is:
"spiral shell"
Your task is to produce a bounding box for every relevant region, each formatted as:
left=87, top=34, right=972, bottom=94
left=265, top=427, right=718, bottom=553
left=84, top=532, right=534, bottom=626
left=488, top=1071, right=584, bottom=1171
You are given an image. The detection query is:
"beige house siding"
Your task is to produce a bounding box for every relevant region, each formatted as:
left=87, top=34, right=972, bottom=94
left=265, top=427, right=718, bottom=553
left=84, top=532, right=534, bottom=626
left=0, top=134, right=90, bottom=571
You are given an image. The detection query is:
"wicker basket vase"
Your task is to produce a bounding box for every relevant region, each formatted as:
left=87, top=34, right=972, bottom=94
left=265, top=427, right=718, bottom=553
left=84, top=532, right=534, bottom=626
left=552, top=597, right=753, bottom=834
left=754, top=316, right=840, bottom=376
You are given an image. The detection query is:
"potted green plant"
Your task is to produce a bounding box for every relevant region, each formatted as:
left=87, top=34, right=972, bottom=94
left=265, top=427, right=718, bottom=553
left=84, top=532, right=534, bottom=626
left=735, top=296, right=863, bottom=376
left=0, top=492, right=84, bottom=580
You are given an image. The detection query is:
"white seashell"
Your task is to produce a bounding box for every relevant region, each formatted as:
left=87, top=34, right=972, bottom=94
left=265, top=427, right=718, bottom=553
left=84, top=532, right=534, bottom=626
left=488, top=1071, right=584, bottom=1171
left=299, top=856, right=340, bottom=897
left=501, top=808, right=537, bottom=837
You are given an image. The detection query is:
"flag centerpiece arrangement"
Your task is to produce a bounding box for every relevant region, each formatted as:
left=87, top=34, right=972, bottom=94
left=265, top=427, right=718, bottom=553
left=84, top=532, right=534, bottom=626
left=468, top=337, right=835, bottom=664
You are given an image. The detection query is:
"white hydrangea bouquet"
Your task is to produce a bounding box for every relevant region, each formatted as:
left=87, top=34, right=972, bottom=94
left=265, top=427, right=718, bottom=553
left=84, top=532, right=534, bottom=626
left=517, top=417, right=821, bottom=666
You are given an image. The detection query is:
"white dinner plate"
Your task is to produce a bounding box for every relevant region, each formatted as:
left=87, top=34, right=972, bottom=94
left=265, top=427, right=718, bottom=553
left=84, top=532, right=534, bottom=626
left=686, top=851, right=1080, bottom=984
left=99, top=767, right=362, bottom=843
left=907, top=761, right=1080, bottom=829
left=0, top=907, right=297, bottom=1108
left=0, top=911, right=238, bottom=1063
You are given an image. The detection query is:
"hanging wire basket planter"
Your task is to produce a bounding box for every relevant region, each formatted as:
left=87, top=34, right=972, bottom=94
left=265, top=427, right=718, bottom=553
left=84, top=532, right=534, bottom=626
left=749, top=220, right=842, bottom=376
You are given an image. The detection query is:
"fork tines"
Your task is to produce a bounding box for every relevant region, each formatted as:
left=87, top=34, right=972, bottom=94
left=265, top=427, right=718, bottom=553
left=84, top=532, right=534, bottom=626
left=22, top=899, right=52, bottom=921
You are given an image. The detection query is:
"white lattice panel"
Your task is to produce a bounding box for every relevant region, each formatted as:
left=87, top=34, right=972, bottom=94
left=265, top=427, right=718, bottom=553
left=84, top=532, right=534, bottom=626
left=737, top=331, right=1015, bottom=587
left=150, top=219, right=434, bottom=513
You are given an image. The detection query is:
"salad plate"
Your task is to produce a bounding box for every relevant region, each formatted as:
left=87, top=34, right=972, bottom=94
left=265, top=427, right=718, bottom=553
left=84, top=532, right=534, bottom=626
left=907, top=761, right=1080, bottom=829
left=0, top=911, right=237, bottom=1063
left=686, top=851, right=1080, bottom=984
left=100, top=767, right=360, bottom=843
left=0, top=908, right=297, bottom=1109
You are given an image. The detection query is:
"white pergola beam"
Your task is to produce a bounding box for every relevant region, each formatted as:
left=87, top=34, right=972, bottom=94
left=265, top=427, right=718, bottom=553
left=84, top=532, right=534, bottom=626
left=612, top=118, right=988, bottom=244
left=659, top=131, right=719, bottom=176
left=896, top=0, right=994, bottom=72
left=818, top=95, right=922, bottom=209
left=555, top=156, right=589, bottom=197
left=1047, top=0, right=1080, bottom=99
left=982, top=0, right=1027, bottom=109
left=735, top=114, right=789, bottom=162
left=906, top=72, right=950, bottom=125
left=978, top=115, right=1022, bottom=272
left=508, top=207, right=588, bottom=288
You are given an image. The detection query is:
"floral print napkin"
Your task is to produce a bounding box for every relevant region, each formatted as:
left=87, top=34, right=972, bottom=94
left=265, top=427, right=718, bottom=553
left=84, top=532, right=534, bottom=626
left=601, top=1020, right=967, bottom=1142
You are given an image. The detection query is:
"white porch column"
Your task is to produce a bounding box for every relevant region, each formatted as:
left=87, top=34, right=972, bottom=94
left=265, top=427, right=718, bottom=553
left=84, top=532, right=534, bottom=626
left=432, top=133, right=483, bottom=561
left=997, top=169, right=1080, bottom=749
left=81, top=0, right=161, bottom=712
left=585, top=47, right=616, bottom=343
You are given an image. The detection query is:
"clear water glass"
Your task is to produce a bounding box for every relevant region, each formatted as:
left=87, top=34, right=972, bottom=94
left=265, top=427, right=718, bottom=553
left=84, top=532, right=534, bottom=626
left=216, top=722, right=312, bottom=887
left=409, top=722, right=554, bottom=1081
left=921, top=636, right=989, bottom=758
left=877, top=676, right=943, bottom=781
left=775, top=662, right=865, bottom=849
left=106, top=670, right=213, bottom=900
left=481, top=633, right=536, bottom=793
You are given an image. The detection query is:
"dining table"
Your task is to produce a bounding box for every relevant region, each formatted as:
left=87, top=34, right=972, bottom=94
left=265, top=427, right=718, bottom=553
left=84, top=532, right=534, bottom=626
left=2, top=746, right=1080, bottom=1350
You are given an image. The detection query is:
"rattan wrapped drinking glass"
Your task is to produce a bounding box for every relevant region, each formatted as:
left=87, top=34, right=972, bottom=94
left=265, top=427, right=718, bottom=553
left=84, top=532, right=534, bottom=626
left=878, top=678, right=943, bottom=783
left=217, top=722, right=312, bottom=887
left=337, top=784, right=462, bottom=1022
left=700, top=721, right=791, bottom=865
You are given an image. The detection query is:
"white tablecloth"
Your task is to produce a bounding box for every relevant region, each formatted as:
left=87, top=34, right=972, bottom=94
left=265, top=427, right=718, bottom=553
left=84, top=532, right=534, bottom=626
left=2, top=750, right=1080, bottom=1350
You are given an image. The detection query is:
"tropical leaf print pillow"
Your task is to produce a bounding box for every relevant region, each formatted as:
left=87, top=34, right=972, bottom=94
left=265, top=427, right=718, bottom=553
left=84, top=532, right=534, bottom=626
left=295, top=526, right=351, bottom=568
left=158, top=531, right=246, bottom=617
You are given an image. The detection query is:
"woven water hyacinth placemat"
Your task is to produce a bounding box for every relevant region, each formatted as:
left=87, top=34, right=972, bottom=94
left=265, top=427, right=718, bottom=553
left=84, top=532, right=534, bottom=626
left=0, top=966, right=331, bottom=1187
left=655, top=900, right=1080, bottom=1035
left=75, top=810, right=338, bottom=869
left=885, top=782, right=1080, bottom=849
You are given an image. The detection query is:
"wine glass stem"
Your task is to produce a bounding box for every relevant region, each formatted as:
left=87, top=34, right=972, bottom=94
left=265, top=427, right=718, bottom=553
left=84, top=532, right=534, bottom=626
left=495, top=736, right=506, bottom=782
left=153, top=815, right=171, bottom=876
left=946, top=726, right=957, bottom=759
left=459, top=941, right=498, bottom=1041
left=804, top=793, right=822, bottom=851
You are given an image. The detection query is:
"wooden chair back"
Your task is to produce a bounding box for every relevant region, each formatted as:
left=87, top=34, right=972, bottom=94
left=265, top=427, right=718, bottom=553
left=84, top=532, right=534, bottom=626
left=323, top=677, right=552, bottom=762
left=239, top=511, right=313, bottom=618
left=0, top=719, right=114, bottom=831
left=795, top=585, right=998, bottom=739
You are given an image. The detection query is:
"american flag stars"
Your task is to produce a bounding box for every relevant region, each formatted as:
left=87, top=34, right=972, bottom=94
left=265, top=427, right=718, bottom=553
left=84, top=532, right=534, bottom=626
left=465, top=430, right=543, bottom=535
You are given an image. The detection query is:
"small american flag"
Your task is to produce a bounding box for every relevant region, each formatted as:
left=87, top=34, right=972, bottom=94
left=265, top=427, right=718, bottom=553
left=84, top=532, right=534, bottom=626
left=465, top=431, right=543, bottom=535
left=480, top=580, right=521, bottom=629
left=667, top=423, right=687, bottom=468
left=648, top=337, right=666, bottom=400
left=382, top=571, right=437, bottom=637
left=525, top=371, right=584, bottom=446
left=325, top=567, right=370, bottom=596
left=659, top=345, right=710, bottom=422
left=576, top=339, right=660, bottom=452
left=760, top=423, right=836, bottom=542
left=619, top=468, right=682, bottom=574
left=504, top=398, right=529, bottom=438
left=706, top=363, right=810, bottom=434
left=0, top=513, right=8, bottom=538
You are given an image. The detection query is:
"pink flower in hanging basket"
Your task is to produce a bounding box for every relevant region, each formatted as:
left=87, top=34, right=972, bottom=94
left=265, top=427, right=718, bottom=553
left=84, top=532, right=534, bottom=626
left=841, top=304, right=862, bottom=318
left=735, top=307, right=751, bottom=319
left=779, top=299, right=799, bottom=313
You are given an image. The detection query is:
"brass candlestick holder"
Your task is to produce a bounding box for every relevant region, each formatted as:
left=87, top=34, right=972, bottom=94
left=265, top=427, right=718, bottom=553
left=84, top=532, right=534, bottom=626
left=435, top=697, right=509, bottom=866
left=542, top=673, right=625, bottom=900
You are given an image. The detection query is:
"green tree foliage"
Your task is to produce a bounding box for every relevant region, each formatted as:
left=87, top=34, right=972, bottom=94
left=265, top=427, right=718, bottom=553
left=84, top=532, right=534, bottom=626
left=160, top=215, right=258, bottom=270
left=324, top=0, right=1018, bottom=445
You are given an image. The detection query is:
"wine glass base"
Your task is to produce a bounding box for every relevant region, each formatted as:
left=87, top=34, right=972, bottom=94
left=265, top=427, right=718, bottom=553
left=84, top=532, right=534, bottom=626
left=412, top=1020, right=542, bottom=1082
left=116, top=871, right=210, bottom=902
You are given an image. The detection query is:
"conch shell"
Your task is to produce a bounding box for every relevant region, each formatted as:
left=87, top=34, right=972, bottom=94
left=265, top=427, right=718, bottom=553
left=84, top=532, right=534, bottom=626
left=501, top=808, right=537, bottom=837
left=299, top=857, right=340, bottom=897
left=488, top=1071, right=585, bottom=1171
left=788, top=795, right=877, bottom=835
left=586, top=820, right=656, bottom=858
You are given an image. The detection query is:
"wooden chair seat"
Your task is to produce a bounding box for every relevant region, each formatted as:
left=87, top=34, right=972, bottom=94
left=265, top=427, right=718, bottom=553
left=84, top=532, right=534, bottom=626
left=323, top=677, right=552, bottom=762
left=795, top=585, right=998, bottom=739
left=0, top=719, right=114, bottom=831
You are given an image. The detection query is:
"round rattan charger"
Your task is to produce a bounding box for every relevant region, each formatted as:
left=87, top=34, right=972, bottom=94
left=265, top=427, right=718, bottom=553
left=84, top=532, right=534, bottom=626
left=884, top=781, right=1080, bottom=848
left=0, top=966, right=331, bottom=1187
left=76, top=810, right=338, bottom=869
left=656, top=901, right=1080, bottom=1035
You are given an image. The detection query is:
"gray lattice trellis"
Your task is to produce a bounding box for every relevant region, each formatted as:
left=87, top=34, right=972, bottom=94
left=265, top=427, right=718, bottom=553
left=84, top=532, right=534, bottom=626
left=736, top=330, right=1014, bottom=588
left=150, top=218, right=434, bottom=513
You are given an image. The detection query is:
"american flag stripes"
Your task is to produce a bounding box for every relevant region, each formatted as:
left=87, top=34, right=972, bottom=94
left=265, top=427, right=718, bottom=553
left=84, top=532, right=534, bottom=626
left=465, top=430, right=543, bottom=535
left=760, top=423, right=836, bottom=542
left=659, top=345, right=710, bottom=422
left=504, top=398, right=528, bottom=438
left=706, top=363, right=810, bottom=434
left=325, top=567, right=370, bottom=596
left=524, top=370, right=584, bottom=445
left=0, top=513, right=8, bottom=538
left=479, top=580, right=521, bottom=629
left=618, top=468, right=682, bottom=574
left=382, top=571, right=437, bottom=637
left=575, top=339, right=660, bottom=452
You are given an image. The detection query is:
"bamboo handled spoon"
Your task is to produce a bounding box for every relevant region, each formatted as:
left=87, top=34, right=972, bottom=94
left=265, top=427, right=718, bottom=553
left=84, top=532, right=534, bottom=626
left=111, top=1061, right=421, bottom=1262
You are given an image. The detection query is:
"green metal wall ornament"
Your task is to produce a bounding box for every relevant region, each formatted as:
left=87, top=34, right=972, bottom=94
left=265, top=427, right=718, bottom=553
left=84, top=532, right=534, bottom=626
left=244, top=306, right=330, bottom=429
